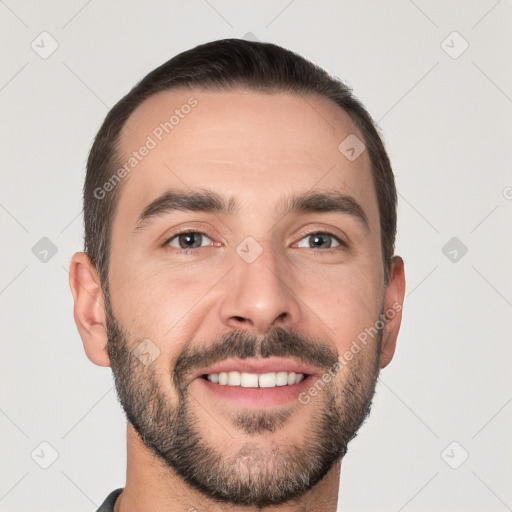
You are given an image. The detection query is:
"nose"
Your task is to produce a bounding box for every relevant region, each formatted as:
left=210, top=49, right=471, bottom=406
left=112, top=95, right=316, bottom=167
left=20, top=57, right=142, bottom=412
left=219, top=244, right=302, bottom=335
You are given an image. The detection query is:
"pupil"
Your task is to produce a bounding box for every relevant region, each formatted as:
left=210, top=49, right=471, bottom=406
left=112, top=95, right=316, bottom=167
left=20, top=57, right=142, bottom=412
left=310, top=234, right=330, bottom=248
left=180, top=233, right=201, bottom=248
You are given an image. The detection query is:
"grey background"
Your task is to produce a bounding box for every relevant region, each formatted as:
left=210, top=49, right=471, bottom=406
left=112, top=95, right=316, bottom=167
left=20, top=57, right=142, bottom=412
left=1, top=1, right=511, bottom=510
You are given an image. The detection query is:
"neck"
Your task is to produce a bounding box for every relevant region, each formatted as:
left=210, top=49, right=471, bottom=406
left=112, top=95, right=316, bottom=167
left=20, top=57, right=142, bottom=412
left=114, top=424, right=342, bottom=512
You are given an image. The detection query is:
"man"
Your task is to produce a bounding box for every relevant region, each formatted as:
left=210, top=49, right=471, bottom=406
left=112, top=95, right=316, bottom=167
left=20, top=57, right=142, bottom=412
left=69, top=38, right=405, bottom=512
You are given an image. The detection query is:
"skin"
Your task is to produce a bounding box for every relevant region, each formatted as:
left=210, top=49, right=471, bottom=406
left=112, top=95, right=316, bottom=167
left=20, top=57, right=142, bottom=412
left=69, top=89, right=405, bottom=511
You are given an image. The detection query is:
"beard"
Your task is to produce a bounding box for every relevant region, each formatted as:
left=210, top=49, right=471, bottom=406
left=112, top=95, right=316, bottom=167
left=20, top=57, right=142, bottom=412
left=104, top=296, right=382, bottom=508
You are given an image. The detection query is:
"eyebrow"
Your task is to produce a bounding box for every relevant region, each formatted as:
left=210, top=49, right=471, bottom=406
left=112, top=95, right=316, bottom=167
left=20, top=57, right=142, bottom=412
left=133, top=189, right=370, bottom=234
left=133, top=190, right=237, bottom=232
left=278, top=191, right=370, bottom=233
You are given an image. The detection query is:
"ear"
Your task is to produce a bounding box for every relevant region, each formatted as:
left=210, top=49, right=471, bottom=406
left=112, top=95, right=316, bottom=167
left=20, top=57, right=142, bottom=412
left=379, top=256, right=406, bottom=368
left=68, top=252, right=111, bottom=367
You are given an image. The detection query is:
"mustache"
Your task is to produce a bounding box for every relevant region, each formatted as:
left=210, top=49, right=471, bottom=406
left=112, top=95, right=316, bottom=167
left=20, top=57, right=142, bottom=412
left=173, top=327, right=339, bottom=390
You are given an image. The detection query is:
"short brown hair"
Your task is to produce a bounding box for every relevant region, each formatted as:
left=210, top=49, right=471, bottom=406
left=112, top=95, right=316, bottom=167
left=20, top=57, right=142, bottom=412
left=84, top=38, right=397, bottom=290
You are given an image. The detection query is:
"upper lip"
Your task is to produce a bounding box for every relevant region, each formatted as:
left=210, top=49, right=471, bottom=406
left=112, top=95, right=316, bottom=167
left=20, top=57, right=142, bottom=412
left=192, top=357, right=320, bottom=380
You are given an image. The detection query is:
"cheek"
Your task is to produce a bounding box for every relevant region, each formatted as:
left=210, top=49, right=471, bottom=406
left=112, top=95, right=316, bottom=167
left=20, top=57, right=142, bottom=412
left=292, top=257, right=383, bottom=343
left=108, top=258, right=224, bottom=342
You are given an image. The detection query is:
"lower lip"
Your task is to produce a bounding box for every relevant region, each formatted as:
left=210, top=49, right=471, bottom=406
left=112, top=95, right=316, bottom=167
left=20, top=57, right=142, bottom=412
left=195, top=375, right=316, bottom=408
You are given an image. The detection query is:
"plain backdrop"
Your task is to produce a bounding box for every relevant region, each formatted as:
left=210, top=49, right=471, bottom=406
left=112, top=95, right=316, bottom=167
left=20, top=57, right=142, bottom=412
left=0, top=1, right=511, bottom=511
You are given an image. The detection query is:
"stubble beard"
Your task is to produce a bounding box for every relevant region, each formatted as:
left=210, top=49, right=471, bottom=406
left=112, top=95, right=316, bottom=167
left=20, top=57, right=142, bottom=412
left=104, top=297, right=381, bottom=507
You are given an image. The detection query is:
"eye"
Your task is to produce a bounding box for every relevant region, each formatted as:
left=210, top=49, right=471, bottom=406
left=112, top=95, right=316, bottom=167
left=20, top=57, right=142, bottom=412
left=166, top=232, right=213, bottom=250
left=296, top=232, right=342, bottom=249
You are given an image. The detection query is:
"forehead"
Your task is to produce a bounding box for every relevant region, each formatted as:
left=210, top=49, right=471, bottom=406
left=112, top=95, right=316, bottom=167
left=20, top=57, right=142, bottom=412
left=114, top=89, right=379, bottom=233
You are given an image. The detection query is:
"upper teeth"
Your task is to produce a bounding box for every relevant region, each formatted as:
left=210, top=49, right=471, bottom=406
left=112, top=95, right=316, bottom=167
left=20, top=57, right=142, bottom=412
left=207, top=371, right=305, bottom=387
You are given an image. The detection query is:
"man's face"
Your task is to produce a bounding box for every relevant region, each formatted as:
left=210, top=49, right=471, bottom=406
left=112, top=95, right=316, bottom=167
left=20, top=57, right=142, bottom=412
left=105, top=90, right=391, bottom=506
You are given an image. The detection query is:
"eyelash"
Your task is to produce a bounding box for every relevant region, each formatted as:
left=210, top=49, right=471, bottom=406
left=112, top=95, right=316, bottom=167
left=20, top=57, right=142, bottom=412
left=163, top=230, right=347, bottom=254
left=163, top=230, right=216, bottom=255
left=296, top=230, right=347, bottom=252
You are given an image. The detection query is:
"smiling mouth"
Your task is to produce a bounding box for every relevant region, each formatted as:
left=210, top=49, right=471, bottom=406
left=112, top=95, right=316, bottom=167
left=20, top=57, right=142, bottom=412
left=196, top=366, right=316, bottom=408
left=202, top=371, right=307, bottom=388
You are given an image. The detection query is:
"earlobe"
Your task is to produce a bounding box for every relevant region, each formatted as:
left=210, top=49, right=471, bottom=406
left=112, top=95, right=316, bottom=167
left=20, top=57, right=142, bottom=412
left=379, top=256, right=406, bottom=368
left=68, top=252, right=111, bottom=367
